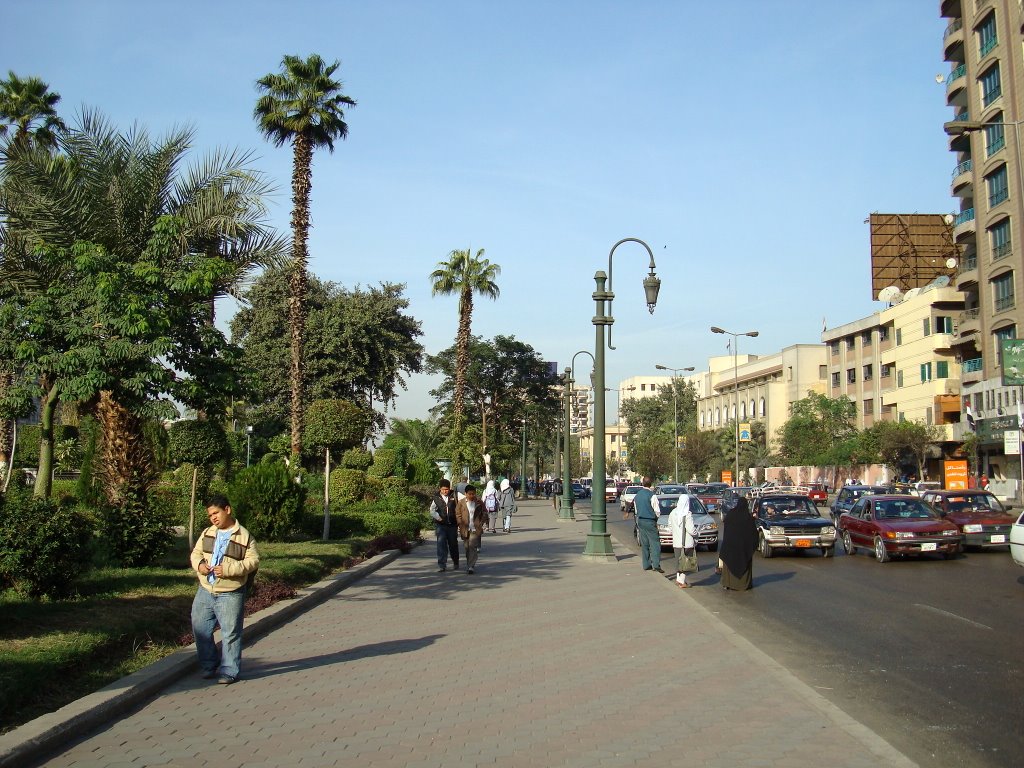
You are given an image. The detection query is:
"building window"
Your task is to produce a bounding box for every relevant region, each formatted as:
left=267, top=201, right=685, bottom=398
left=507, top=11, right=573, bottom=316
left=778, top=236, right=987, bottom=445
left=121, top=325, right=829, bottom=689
left=978, top=11, right=998, bottom=57
left=879, top=326, right=890, bottom=342
left=987, top=164, right=1009, bottom=207
left=898, top=411, right=906, bottom=423
left=921, top=362, right=933, bottom=383
left=937, top=360, right=950, bottom=378
left=700, top=411, right=705, bottom=428
left=750, top=399, right=755, bottom=417
left=846, top=337, right=856, bottom=350
left=895, top=328, right=902, bottom=346
left=990, top=218, right=1012, bottom=260
left=715, top=407, right=720, bottom=426
left=880, top=363, right=891, bottom=378
left=981, top=62, right=1002, bottom=107
left=897, top=370, right=904, bottom=387
left=650, top=384, right=657, bottom=391
left=863, top=364, right=873, bottom=381
left=923, top=318, right=931, bottom=337
left=846, top=368, right=856, bottom=384
left=995, top=325, right=1017, bottom=365
left=640, top=384, right=646, bottom=391
left=925, top=407, right=934, bottom=425
left=993, top=271, right=1015, bottom=311
left=830, top=371, right=840, bottom=388
left=740, top=401, right=746, bottom=419
left=830, top=341, right=839, bottom=356
left=819, top=364, right=827, bottom=379
left=985, top=113, right=1006, bottom=156
left=863, top=399, right=874, bottom=416
left=936, top=316, right=954, bottom=334
left=759, top=398, right=766, bottom=417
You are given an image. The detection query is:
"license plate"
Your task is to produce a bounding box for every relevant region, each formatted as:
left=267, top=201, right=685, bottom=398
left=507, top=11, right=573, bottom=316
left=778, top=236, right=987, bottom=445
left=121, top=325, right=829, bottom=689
left=920, top=542, right=937, bottom=552
left=794, top=539, right=812, bottom=548
left=991, top=534, right=1006, bottom=543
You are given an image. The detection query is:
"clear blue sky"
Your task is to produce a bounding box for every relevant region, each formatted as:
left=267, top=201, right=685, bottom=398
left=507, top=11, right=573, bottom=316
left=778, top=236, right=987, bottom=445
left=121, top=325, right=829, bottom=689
left=8, top=1, right=954, bottom=422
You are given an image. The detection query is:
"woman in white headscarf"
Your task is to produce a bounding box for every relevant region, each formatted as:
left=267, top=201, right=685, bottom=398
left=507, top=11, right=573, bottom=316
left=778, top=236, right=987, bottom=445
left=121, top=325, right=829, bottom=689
left=498, top=478, right=517, bottom=533
left=481, top=480, right=499, bottom=532
left=669, top=494, right=697, bottom=588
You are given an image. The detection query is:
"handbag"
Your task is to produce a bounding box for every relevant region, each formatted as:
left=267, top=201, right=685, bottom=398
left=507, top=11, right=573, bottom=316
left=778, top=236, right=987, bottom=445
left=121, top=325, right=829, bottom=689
left=679, top=547, right=698, bottom=573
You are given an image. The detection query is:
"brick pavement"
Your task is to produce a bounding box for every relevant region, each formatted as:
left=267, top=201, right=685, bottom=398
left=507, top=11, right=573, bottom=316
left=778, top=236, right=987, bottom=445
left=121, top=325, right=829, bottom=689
left=36, top=499, right=916, bottom=768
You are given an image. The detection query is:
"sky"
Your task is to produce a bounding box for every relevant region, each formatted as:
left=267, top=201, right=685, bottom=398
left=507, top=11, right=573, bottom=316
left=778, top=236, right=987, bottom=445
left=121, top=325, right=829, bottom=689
left=7, top=0, right=956, bottom=424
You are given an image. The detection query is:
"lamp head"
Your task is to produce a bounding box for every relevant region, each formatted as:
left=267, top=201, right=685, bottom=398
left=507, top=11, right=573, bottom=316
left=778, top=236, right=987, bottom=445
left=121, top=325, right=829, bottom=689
left=655, top=364, right=667, bottom=370
left=746, top=331, right=759, bottom=338
left=643, top=269, right=661, bottom=314
left=710, top=326, right=725, bottom=334
left=683, top=366, right=695, bottom=371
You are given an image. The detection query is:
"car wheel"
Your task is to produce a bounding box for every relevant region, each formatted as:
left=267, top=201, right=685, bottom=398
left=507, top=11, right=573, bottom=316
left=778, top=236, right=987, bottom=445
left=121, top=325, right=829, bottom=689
left=760, top=533, right=773, bottom=558
left=821, top=546, right=833, bottom=558
left=874, top=536, right=889, bottom=563
left=842, top=529, right=855, bottom=555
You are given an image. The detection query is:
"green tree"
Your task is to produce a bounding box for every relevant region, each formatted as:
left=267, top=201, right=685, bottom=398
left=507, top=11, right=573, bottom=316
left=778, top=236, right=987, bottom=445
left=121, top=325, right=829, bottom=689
left=429, top=248, right=500, bottom=432
left=868, top=420, right=943, bottom=478
left=629, top=434, right=673, bottom=480
left=388, top=418, right=444, bottom=461
left=230, top=268, right=423, bottom=436
left=0, top=71, right=65, bottom=150
left=678, top=429, right=719, bottom=482
left=254, top=53, right=357, bottom=457
left=776, top=392, right=856, bottom=465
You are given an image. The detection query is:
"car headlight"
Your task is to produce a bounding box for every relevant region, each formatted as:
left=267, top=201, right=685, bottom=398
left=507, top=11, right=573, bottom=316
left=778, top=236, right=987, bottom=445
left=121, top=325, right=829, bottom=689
left=962, top=524, right=982, bottom=533
left=943, top=529, right=960, bottom=537
left=769, top=526, right=784, bottom=536
left=822, top=526, right=836, bottom=536
left=894, top=531, right=914, bottom=539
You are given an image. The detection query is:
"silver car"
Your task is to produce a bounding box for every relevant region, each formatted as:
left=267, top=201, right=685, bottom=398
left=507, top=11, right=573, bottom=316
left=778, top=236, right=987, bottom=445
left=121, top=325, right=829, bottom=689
left=633, top=494, right=719, bottom=551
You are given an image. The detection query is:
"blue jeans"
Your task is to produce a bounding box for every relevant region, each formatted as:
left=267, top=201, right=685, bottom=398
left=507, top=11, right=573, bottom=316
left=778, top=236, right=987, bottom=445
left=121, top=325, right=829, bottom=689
left=435, top=524, right=460, bottom=568
left=637, top=518, right=661, bottom=570
left=192, top=586, right=247, bottom=679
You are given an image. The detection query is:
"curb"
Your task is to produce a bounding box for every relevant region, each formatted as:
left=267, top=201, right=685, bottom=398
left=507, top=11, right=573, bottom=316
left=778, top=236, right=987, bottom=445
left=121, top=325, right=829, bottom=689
left=0, top=548, right=404, bottom=768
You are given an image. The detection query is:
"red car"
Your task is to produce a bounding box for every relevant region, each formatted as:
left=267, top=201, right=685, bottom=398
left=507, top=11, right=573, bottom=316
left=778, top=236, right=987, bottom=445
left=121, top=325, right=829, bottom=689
left=807, top=483, right=828, bottom=503
left=838, top=494, right=961, bottom=563
left=919, top=490, right=1016, bottom=550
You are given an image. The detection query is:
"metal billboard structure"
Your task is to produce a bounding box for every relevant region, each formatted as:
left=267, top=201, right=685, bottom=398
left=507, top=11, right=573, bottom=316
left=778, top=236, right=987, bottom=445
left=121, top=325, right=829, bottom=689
left=869, top=213, right=959, bottom=299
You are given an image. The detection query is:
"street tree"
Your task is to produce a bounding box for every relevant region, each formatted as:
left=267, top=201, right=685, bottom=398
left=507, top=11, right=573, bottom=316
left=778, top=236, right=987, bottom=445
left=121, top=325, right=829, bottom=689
left=429, top=248, right=500, bottom=433
left=254, top=53, right=356, bottom=456
left=0, top=71, right=65, bottom=150
left=776, top=392, right=856, bottom=465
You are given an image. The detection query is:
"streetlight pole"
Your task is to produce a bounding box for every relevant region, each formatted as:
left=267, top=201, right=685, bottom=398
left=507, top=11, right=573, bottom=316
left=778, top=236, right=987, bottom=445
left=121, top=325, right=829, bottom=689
left=562, top=352, right=596, bottom=521
left=521, top=416, right=528, bottom=499
left=710, top=327, right=758, bottom=486
left=246, top=425, right=253, bottom=467
left=655, top=364, right=695, bottom=483
left=583, top=238, right=662, bottom=560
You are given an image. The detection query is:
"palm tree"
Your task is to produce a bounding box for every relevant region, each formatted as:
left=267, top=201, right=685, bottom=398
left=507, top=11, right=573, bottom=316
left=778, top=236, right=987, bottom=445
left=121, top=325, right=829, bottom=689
left=0, top=71, right=66, bottom=150
left=253, top=53, right=356, bottom=457
left=389, top=417, right=443, bottom=460
left=429, top=248, right=501, bottom=432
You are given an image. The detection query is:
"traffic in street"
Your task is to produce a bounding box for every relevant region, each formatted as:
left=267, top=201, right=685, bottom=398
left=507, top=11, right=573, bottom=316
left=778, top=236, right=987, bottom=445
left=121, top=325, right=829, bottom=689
left=568, top=491, right=1024, bottom=768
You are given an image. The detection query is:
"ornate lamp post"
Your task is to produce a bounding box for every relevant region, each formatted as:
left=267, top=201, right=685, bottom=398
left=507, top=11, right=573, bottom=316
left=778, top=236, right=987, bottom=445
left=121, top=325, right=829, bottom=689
left=559, top=351, right=596, bottom=521
left=520, top=416, right=528, bottom=498
left=655, top=364, right=694, bottom=483
left=583, top=238, right=662, bottom=560
left=710, top=326, right=758, bottom=486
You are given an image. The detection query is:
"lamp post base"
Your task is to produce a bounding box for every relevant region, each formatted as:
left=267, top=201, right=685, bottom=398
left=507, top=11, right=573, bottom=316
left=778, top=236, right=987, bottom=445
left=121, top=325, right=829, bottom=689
left=582, top=532, right=615, bottom=559
left=557, top=498, right=575, bottom=521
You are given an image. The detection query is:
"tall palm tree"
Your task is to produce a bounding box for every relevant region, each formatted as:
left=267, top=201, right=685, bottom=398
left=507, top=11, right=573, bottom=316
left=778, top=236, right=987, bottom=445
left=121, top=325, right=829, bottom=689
left=0, top=71, right=66, bottom=150
left=253, top=53, right=356, bottom=457
left=430, top=248, right=500, bottom=432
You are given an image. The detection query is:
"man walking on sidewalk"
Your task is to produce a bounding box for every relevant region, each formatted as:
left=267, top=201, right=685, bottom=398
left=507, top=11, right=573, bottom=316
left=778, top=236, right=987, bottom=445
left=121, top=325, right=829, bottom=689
left=634, top=477, right=662, bottom=572
left=429, top=479, right=460, bottom=572
left=456, top=484, right=488, bottom=574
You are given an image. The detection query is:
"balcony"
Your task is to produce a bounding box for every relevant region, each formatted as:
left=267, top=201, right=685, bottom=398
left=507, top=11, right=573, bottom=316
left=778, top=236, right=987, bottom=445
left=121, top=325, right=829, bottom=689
left=952, top=158, right=973, bottom=196
left=947, top=64, right=968, bottom=107
left=992, top=241, right=1012, bottom=261
left=962, top=357, right=984, bottom=373
left=956, top=307, right=980, bottom=337
left=995, top=294, right=1015, bottom=311
left=946, top=63, right=966, bottom=85
left=980, top=36, right=998, bottom=58
left=989, top=188, right=1009, bottom=208
left=952, top=158, right=972, bottom=178
left=944, top=18, right=963, bottom=38
left=932, top=332, right=956, bottom=350
left=953, top=207, right=976, bottom=238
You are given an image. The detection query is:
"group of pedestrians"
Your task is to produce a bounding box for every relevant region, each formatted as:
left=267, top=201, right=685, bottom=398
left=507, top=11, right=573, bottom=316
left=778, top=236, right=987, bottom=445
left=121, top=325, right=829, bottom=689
left=429, top=478, right=517, bottom=574
left=632, top=477, right=757, bottom=591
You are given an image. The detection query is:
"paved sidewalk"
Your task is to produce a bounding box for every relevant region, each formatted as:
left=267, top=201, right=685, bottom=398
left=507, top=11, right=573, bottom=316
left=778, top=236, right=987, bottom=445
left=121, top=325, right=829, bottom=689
left=36, top=500, right=915, bottom=768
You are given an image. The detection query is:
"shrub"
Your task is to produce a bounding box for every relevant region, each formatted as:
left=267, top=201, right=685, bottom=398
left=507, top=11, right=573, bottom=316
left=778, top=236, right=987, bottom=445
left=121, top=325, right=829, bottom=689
left=407, top=455, right=441, bottom=485
left=304, top=399, right=369, bottom=459
left=228, top=462, right=305, bottom=541
left=329, top=468, right=366, bottom=505
left=99, top=489, right=176, bottom=567
left=377, top=476, right=409, bottom=499
left=0, top=494, right=92, bottom=598
left=11, top=424, right=79, bottom=468
left=168, top=420, right=228, bottom=467
left=341, top=448, right=373, bottom=470
left=363, top=474, right=385, bottom=501
left=368, top=447, right=404, bottom=478
left=344, top=495, right=427, bottom=540
left=364, top=533, right=413, bottom=557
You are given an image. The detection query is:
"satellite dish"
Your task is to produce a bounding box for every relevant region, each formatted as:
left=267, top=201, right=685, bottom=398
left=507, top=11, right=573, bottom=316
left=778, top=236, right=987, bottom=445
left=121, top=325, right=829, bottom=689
left=904, top=287, right=923, bottom=300
left=933, top=275, right=951, bottom=287
left=945, top=257, right=958, bottom=269
left=935, top=74, right=945, bottom=84
left=943, top=213, right=955, bottom=225
left=877, top=286, right=903, bottom=303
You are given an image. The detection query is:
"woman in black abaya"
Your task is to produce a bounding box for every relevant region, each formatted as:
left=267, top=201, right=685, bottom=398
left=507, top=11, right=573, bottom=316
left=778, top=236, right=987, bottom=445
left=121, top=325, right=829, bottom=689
left=720, top=493, right=757, bottom=590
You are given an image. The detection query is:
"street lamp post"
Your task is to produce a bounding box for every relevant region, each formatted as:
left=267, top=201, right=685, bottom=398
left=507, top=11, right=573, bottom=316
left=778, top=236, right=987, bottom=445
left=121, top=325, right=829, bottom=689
left=561, top=352, right=596, bottom=521
left=710, top=327, right=758, bottom=486
left=521, top=416, right=528, bottom=499
left=583, top=238, right=662, bottom=560
left=246, top=425, right=253, bottom=467
left=655, top=364, right=695, bottom=483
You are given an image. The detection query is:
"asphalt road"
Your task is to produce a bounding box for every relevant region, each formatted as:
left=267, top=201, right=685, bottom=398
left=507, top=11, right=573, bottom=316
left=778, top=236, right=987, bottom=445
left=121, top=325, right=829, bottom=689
left=585, top=497, right=1024, bottom=768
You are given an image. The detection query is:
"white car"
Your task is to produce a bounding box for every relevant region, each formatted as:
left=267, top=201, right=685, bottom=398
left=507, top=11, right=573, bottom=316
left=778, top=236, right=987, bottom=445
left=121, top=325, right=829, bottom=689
left=620, top=485, right=644, bottom=513
left=1011, top=510, right=1024, bottom=567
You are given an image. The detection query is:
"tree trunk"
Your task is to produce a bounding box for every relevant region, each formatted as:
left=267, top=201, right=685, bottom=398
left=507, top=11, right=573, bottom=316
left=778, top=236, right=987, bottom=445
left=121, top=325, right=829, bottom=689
left=188, top=465, right=198, bottom=550
left=322, top=447, right=331, bottom=541
left=96, top=391, right=156, bottom=506
left=289, top=132, right=314, bottom=457
left=452, top=287, right=473, bottom=433
left=33, top=380, right=60, bottom=499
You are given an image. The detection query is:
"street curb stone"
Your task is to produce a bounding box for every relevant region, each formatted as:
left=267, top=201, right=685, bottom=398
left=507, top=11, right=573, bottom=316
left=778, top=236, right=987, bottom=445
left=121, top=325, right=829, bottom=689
left=0, top=547, right=404, bottom=768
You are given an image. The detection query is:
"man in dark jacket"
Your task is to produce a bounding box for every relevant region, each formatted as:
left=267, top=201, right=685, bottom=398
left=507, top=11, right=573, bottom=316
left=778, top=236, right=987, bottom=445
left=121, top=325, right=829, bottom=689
left=429, top=479, right=460, bottom=572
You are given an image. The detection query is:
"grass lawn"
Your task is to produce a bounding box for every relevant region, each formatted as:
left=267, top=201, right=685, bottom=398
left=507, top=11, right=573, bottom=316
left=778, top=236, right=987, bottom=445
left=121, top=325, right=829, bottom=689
left=0, top=534, right=366, bottom=734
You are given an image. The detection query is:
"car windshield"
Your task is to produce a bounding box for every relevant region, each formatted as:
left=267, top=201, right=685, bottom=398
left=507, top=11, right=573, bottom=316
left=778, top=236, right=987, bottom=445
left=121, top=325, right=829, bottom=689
left=657, top=485, right=686, bottom=494
left=759, top=498, right=820, bottom=518
left=657, top=496, right=679, bottom=514
left=945, top=495, right=1005, bottom=513
left=688, top=485, right=723, bottom=496
left=874, top=500, right=937, bottom=520
left=624, top=486, right=643, bottom=495
left=845, top=486, right=889, bottom=501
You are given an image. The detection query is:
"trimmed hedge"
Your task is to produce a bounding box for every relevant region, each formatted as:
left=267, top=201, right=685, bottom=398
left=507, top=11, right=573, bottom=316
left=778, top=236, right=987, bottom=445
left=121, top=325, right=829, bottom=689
left=341, top=448, right=372, bottom=470
left=329, top=468, right=366, bottom=505
left=228, top=461, right=305, bottom=541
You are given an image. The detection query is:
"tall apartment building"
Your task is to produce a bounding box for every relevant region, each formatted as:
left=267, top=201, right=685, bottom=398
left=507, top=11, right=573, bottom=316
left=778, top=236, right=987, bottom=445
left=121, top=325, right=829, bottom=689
left=822, top=285, right=964, bottom=439
left=941, top=0, right=1024, bottom=481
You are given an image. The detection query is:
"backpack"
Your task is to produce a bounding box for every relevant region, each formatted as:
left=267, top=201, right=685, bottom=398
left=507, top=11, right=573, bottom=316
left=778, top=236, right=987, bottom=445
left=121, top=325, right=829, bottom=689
left=485, top=493, right=498, bottom=512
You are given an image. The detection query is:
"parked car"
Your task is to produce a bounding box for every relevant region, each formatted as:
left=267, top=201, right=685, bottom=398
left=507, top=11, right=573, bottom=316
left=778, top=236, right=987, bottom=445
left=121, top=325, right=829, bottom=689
left=654, top=484, right=686, bottom=495
left=807, top=483, right=828, bottom=503
left=571, top=482, right=589, bottom=500
left=633, top=494, right=718, bottom=551
left=830, top=485, right=892, bottom=520
left=615, top=480, right=629, bottom=496
left=620, top=485, right=644, bottom=514
left=1011, top=510, right=1024, bottom=567
left=751, top=493, right=837, bottom=558
left=919, top=490, right=1015, bottom=550
left=838, top=495, right=961, bottom=563
left=686, top=483, right=727, bottom=514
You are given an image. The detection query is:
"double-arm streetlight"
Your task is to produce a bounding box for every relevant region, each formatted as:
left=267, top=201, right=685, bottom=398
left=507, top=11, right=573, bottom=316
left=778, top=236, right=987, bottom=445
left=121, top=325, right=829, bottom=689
left=655, top=364, right=694, bottom=483
left=583, top=238, right=662, bottom=560
left=710, top=327, right=758, bottom=486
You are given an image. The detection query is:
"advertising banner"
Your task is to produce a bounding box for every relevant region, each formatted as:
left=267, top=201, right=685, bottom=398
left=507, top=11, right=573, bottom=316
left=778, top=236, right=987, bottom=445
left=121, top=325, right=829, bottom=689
left=721, top=470, right=733, bottom=485
left=944, top=459, right=968, bottom=490
left=1001, top=339, right=1024, bottom=385
left=739, top=423, right=751, bottom=442
left=1004, top=430, right=1021, bottom=456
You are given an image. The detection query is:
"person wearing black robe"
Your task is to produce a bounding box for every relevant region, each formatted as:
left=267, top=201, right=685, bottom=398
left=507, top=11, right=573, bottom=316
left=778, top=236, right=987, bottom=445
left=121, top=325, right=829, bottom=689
left=720, top=494, right=757, bottom=590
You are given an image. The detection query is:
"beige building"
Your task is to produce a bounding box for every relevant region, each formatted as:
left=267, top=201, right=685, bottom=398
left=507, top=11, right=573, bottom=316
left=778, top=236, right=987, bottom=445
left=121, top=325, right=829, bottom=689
left=578, top=423, right=631, bottom=477
left=695, top=346, right=828, bottom=444
left=823, top=285, right=965, bottom=439
left=941, top=0, right=1024, bottom=485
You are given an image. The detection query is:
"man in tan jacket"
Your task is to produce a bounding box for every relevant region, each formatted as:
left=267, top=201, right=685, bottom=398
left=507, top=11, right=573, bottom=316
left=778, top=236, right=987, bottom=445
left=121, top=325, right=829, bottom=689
left=456, top=484, right=489, bottom=574
left=189, top=494, right=259, bottom=684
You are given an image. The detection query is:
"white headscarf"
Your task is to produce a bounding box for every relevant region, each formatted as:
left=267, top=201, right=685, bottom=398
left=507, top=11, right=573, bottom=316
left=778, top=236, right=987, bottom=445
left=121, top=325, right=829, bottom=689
left=483, top=480, right=497, bottom=499
left=499, top=478, right=511, bottom=492
left=669, top=495, right=695, bottom=549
